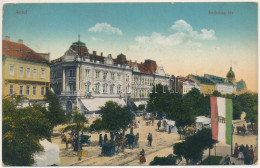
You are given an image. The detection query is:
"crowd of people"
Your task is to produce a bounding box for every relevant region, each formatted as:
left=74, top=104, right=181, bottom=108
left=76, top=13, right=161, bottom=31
left=233, top=143, right=255, bottom=164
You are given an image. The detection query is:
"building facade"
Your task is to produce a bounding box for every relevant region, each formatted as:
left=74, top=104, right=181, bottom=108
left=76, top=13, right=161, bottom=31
left=2, top=37, right=50, bottom=105
left=177, top=76, right=200, bottom=95
left=187, top=74, right=216, bottom=95
left=50, top=39, right=171, bottom=114
left=204, top=74, right=235, bottom=95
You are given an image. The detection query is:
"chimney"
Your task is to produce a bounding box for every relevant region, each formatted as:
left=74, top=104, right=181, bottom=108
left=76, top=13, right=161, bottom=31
left=18, top=39, right=23, bottom=44
left=93, top=51, right=96, bottom=56
left=101, top=52, right=103, bottom=56
left=5, top=36, right=10, bottom=41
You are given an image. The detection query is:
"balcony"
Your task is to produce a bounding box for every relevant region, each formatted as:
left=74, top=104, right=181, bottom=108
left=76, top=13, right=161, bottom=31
left=85, top=92, right=92, bottom=97
left=61, top=91, right=78, bottom=96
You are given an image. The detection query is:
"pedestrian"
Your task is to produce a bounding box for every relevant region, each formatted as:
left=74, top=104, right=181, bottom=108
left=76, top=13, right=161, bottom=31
left=110, top=132, right=114, bottom=142
left=238, top=144, right=245, bottom=160
left=168, top=126, right=171, bottom=134
left=244, top=152, right=251, bottom=165
left=152, top=117, right=154, bottom=126
left=224, top=155, right=231, bottom=165
left=157, top=120, right=161, bottom=131
left=130, top=126, right=134, bottom=134
left=135, top=133, right=139, bottom=146
left=250, top=145, right=254, bottom=164
left=147, top=133, right=152, bottom=146
left=99, top=134, right=103, bottom=146
left=104, top=134, right=108, bottom=143
left=233, top=143, right=239, bottom=158
left=139, top=149, right=146, bottom=163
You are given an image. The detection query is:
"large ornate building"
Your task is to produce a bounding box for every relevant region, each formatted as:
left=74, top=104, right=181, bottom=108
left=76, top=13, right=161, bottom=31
left=2, top=37, right=50, bottom=105
left=50, top=39, right=171, bottom=115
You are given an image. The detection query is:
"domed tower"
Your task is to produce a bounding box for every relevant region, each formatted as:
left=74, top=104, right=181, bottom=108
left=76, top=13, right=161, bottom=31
left=226, top=67, right=236, bottom=93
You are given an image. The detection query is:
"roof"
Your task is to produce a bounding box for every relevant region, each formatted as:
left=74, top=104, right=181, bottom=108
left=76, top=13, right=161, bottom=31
left=236, top=80, right=247, bottom=91
left=177, top=76, right=195, bottom=83
left=2, top=40, right=49, bottom=63
left=196, top=116, right=211, bottom=124
left=71, top=40, right=86, bottom=47
left=191, top=75, right=215, bottom=85
left=80, top=98, right=126, bottom=112
left=226, top=67, right=235, bottom=78
left=205, top=74, right=233, bottom=85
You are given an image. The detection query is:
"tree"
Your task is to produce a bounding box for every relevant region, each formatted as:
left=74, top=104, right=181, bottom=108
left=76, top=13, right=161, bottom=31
left=90, top=118, right=103, bottom=133
left=147, top=84, right=170, bottom=115
left=212, top=91, right=222, bottom=97
left=150, top=155, right=177, bottom=165
left=62, top=107, right=88, bottom=151
left=100, top=101, right=132, bottom=133
left=138, top=104, right=145, bottom=111
left=44, top=90, right=68, bottom=130
left=2, top=98, right=51, bottom=166
left=174, top=128, right=216, bottom=165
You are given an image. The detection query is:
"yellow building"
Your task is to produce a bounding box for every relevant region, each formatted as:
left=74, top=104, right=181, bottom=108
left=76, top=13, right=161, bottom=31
left=2, top=37, right=50, bottom=103
left=187, top=74, right=216, bottom=95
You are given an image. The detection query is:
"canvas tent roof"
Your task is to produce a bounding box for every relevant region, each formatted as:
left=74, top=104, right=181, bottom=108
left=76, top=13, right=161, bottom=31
left=33, top=139, right=59, bottom=166
left=134, top=101, right=147, bottom=107
left=196, top=116, right=211, bottom=125
left=163, top=119, right=176, bottom=126
left=80, top=98, right=126, bottom=112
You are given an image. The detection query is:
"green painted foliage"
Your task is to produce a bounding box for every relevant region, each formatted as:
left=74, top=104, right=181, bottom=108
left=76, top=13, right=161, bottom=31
left=2, top=98, right=51, bottom=166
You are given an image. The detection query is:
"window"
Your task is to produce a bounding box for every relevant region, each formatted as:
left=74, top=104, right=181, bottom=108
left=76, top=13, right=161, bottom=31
left=9, top=65, right=14, bottom=76
left=117, top=73, right=121, bottom=80
left=41, top=87, right=45, bottom=96
left=19, top=86, right=23, bottom=95
left=33, top=87, right=36, bottom=96
left=85, top=84, right=90, bottom=92
left=110, top=85, right=114, bottom=94
left=69, top=69, right=75, bottom=77
left=117, top=85, right=121, bottom=94
left=103, top=72, right=107, bottom=80
left=26, top=68, right=30, bottom=77
left=96, top=71, right=100, bottom=79
left=103, top=84, right=107, bottom=93
left=41, top=68, right=45, bottom=79
left=33, top=69, right=37, bottom=78
left=95, top=84, right=100, bottom=93
left=9, top=85, right=14, bottom=95
left=86, top=69, right=90, bottom=78
left=26, top=86, right=30, bottom=96
left=19, top=67, right=24, bottom=77
left=111, top=73, right=115, bottom=80
left=127, top=84, right=130, bottom=93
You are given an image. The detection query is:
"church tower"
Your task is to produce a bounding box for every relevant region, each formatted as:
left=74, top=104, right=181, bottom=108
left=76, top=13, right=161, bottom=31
left=226, top=67, right=236, bottom=93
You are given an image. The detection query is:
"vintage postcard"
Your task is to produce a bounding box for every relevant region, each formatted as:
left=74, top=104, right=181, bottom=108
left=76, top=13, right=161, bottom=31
left=1, top=0, right=258, bottom=166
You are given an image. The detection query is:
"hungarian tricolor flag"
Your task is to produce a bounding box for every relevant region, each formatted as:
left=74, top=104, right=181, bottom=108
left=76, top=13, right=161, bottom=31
left=210, top=97, right=233, bottom=145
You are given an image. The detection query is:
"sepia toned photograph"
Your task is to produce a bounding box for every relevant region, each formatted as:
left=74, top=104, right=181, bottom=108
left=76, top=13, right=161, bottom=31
left=1, top=1, right=258, bottom=166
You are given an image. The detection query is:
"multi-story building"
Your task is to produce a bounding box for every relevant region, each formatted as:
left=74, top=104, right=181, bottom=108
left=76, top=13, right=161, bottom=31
left=177, top=76, right=200, bottom=95
left=2, top=37, right=50, bottom=105
left=204, top=74, right=235, bottom=95
left=187, top=74, right=216, bottom=95
left=50, top=39, right=171, bottom=114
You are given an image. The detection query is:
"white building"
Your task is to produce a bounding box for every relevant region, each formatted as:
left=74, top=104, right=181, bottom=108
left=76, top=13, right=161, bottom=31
left=50, top=39, right=171, bottom=115
left=177, top=77, right=200, bottom=94
left=204, top=74, right=235, bottom=95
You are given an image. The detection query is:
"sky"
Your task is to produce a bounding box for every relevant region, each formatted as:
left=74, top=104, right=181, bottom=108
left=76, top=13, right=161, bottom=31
left=2, top=2, right=258, bottom=92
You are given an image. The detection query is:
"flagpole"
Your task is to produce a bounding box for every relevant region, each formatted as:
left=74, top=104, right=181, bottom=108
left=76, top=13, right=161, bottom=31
left=231, top=124, right=233, bottom=156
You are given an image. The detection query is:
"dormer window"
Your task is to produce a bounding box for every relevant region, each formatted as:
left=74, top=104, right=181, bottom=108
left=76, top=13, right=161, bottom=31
left=5, top=47, right=10, bottom=50
left=28, top=51, right=32, bottom=55
left=17, top=49, right=22, bottom=52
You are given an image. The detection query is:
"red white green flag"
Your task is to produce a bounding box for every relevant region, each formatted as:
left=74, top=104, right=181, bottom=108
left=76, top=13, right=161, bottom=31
left=210, top=97, right=233, bottom=145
